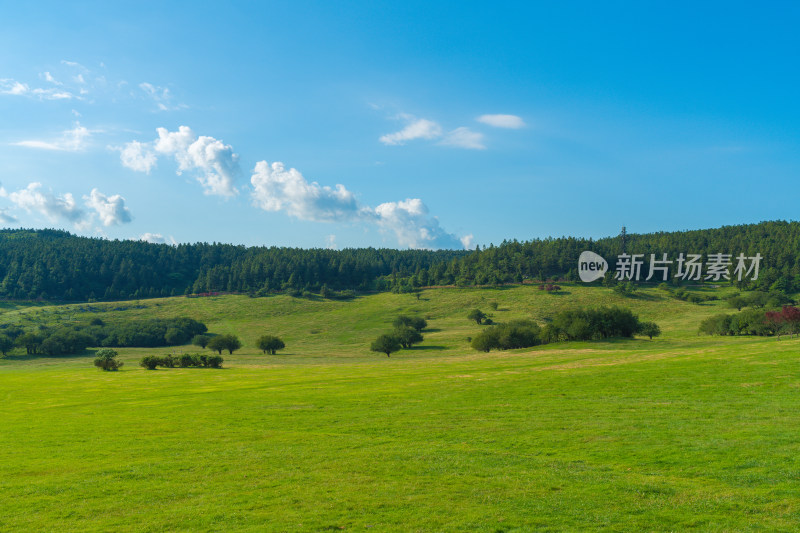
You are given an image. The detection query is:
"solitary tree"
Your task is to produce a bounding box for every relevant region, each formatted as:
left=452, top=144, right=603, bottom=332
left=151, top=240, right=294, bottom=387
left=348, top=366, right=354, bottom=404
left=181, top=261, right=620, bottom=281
left=467, top=309, right=487, bottom=324
left=370, top=334, right=401, bottom=357
left=94, top=348, right=124, bottom=371
left=208, top=334, right=242, bottom=355
left=257, top=335, right=286, bottom=354
left=638, top=322, right=661, bottom=340
left=192, top=334, right=210, bottom=349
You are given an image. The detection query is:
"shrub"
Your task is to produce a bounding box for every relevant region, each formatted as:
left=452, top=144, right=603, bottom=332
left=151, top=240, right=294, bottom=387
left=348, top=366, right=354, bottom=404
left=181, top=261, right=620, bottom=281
left=139, top=355, right=161, bottom=370
left=470, top=320, right=541, bottom=352
left=179, top=353, right=201, bottom=367
left=93, top=348, right=123, bottom=371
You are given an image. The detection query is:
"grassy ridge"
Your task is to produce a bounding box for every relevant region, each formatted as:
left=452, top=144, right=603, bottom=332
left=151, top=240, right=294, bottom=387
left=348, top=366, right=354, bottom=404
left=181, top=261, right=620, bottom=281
left=1, top=285, right=798, bottom=531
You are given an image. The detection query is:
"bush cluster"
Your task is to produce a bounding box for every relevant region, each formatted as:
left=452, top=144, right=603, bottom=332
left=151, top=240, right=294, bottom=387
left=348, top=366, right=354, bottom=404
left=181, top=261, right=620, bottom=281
left=471, top=320, right=542, bottom=352
left=6, top=317, right=208, bottom=357
left=370, top=315, right=426, bottom=356
left=140, top=353, right=223, bottom=369
left=698, top=305, right=800, bottom=337
left=470, top=306, right=659, bottom=353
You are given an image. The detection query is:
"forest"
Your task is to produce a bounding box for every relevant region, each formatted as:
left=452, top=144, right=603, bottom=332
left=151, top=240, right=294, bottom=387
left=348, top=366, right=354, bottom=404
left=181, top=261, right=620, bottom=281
left=0, top=220, right=799, bottom=302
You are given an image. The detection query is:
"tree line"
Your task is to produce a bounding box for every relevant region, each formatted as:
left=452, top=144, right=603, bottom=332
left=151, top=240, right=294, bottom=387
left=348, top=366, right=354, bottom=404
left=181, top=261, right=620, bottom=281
left=0, top=229, right=465, bottom=301
left=2, top=221, right=800, bottom=303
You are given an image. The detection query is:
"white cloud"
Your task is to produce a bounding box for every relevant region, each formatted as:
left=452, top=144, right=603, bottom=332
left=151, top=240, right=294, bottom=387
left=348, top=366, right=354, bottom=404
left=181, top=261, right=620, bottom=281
left=121, top=126, right=240, bottom=197
left=140, top=232, right=165, bottom=244
left=0, top=79, right=29, bottom=95
left=440, top=127, right=486, bottom=150
left=251, top=161, right=363, bottom=222
left=0, top=209, right=18, bottom=224
left=373, top=198, right=465, bottom=249
left=380, top=117, right=442, bottom=145
left=13, top=123, right=91, bottom=151
left=139, top=82, right=184, bottom=111
left=325, top=234, right=337, bottom=249
left=250, top=160, right=469, bottom=250
left=119, top=140, right=157, bottom=173
left=476, top=114, right=526, bottom=129
left=1, top=77, right=76, bottom=100
left=8, top=183, right=86, bottom=224
left=42, top=72, right=61, bottom=85
left=84, top=188, right=132, bottom=226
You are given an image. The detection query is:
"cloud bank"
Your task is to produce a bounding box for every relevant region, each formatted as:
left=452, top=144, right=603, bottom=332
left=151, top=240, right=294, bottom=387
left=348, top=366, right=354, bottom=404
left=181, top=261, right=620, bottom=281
left=6, top=183, right=132, bottom=229
left=250, top=161, right=470, bottom=249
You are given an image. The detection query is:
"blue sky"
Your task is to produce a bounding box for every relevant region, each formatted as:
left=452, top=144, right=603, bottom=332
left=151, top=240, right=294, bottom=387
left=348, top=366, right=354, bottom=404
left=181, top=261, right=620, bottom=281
left=0, top=1, right=798, bottom=249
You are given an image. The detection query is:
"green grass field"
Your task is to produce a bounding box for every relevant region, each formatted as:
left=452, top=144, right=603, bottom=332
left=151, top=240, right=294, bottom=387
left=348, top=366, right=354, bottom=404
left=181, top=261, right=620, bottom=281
left=2, top=285, right=799, bottom=531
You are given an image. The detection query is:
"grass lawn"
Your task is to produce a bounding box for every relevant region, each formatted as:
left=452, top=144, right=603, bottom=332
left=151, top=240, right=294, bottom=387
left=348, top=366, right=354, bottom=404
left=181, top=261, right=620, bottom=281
left=1, top=285, right=799, bottom=531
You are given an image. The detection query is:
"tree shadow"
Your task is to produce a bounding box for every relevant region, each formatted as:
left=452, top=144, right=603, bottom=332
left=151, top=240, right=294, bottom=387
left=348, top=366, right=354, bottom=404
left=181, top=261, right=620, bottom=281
left=407, top=345, right=447, bottom=351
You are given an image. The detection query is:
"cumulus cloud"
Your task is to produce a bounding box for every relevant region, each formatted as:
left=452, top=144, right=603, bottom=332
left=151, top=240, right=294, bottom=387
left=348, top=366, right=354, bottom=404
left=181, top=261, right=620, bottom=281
left=380, top=116, right=442, bottom=145
left=476, top=114, right=526, bottom=129
left=373, top=198, right=466, bottom=249
left=84, top=188, right=132, bottom=226
left=250, top=161, right=469, bottom=249
left=119, top=140, right=157, bottom=173
left=8, top=183, right=86, bottom=223
left=251, top=161, right=363, bottom=222
left=120, top=126, right=240, bottom=197
left=140, top=232, right=165, bottom=244
left=440, top=127, right=486, bottom=150
left=13, top=123, right=91, bottom=151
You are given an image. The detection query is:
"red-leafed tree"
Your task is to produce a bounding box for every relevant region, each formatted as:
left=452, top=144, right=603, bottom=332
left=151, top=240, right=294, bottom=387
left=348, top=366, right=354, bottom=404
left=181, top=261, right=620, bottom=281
left=764, top=305, right=800, bottom=338
left=764, top=310, right=785, bottom=337
left=781, top=305, right=800, bottom=338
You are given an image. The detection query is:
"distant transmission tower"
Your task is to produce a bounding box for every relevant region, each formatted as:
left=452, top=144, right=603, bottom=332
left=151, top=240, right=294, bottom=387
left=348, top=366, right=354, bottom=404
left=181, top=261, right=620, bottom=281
left=620, top=226, right=627, bottom=254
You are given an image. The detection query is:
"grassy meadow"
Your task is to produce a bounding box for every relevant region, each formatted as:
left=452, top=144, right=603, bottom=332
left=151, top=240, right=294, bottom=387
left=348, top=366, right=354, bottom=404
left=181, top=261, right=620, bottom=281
left=1, top=284, right=800, bottom=531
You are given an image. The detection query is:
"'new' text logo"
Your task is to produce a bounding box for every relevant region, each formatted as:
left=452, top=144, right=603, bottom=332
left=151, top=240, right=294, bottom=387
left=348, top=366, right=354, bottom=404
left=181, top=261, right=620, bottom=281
left=578, top=251, right=608, bottom=282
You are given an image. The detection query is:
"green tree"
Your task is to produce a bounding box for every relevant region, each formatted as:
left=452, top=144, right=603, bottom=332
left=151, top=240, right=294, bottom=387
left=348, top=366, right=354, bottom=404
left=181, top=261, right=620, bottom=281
left=393, top=326, right=423, bottom=349
left=467, top=309, right=487, bottom=324
left=0, top=334, right=13, bottom=356
left=94, top=348, right=123, bottom=371
left=192, top=334, right=210, bottom=349
left=638, top=322, right=661, bottom=340
left=726, top=295, right=748, bottom=311
left=393, top=315, right=427, bottom=331
left=208, top=334, right=242, bottom=355
left=370, top=334, right=401, bottom=357
left=17, top=332, right=44, bottom=355
left=256, top=335, right=285, bottom=354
